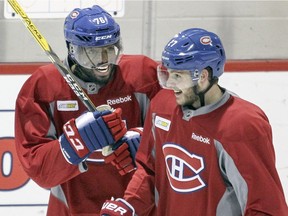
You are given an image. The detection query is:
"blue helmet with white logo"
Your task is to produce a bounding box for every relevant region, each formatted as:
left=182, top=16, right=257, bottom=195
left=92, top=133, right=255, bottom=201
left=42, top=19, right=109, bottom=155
left=64, top=5, right=120, bottom=47
left=161, top=28, right=226, bottom=79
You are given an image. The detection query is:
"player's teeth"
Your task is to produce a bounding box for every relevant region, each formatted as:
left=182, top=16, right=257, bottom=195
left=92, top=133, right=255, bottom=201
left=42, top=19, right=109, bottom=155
left=96, top=66, right=108, bottom=72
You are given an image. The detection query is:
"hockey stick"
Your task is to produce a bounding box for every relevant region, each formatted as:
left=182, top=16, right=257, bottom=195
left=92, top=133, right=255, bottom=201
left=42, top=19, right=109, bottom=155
left=7, top=0, right=96, bottom=111
left=8, top=0, right=113, bottom=155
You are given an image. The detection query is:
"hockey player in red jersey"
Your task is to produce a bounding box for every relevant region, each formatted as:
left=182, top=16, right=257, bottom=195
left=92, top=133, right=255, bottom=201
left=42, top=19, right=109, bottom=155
left=14, top=5, right=161, bottom=216
left=100, top=28, right=288, bottom=215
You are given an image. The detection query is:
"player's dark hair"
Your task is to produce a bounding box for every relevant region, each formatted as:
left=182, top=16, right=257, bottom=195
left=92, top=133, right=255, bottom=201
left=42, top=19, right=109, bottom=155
left=206, top=66, right=219, bottom=84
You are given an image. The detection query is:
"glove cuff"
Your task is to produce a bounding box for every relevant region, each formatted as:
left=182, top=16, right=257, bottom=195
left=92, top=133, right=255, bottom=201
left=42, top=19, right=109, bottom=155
left=59, top=134, right=90, bottom=165
left=129, top=127, right=143, bottom=135
left=101, top=198, right=135, bottom=216
left=115, top=198, right=135, bottom=215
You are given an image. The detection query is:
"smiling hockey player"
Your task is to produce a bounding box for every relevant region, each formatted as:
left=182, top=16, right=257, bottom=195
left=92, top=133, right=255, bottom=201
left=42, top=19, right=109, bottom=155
left=14, top=5, right=161, bottom=216
left=100, top=28, right=288, bottom=216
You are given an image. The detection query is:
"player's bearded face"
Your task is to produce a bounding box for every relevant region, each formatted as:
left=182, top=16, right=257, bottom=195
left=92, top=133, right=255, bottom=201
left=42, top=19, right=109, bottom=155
left=76, top=64, right=115, bottom=85
left=71, top=44, right=119, bottom=84
left=90, top=64, right=114, bottom=84
left=165, top=70, right=199, bottom=106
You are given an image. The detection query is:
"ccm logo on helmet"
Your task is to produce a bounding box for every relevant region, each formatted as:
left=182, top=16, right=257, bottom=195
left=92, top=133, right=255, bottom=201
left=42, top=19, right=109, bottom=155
left=162, top=56, right=169, bottom=60
left=95, top=35, right=112, bottom=41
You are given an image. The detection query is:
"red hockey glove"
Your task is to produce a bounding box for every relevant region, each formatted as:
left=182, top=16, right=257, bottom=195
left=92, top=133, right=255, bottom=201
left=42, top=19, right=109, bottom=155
left=59, top=108, right=126, bottom=165
left=101, top=198, right=135, bottom=216
left=102, top=108, right=127, bottom=141
left=104, top=128, right=142, bottom=175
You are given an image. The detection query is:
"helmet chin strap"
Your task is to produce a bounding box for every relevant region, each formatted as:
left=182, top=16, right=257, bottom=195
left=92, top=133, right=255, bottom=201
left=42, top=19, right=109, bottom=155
left=193, top=77, right=218, bottom=107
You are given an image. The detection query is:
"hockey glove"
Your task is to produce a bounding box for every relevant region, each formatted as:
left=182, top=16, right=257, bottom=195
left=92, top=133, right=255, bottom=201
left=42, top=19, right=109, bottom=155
left=104, top=127, right=142, bottom=175
left=59, top=108, right=126, bottom=165
left=101, top=198, right=135, bottom=216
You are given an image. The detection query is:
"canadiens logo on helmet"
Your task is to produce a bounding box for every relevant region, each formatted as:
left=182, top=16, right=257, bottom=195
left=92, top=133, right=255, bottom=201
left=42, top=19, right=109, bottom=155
left=200, top=36, right=212, bottom=45
left=70, top=11, right=79, bottom=19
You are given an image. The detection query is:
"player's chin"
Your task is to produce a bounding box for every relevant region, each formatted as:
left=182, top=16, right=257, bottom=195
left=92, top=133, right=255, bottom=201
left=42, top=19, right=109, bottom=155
left=95, top=75, right=110, bottom=84
left=175, top=94, right=185, bottom=105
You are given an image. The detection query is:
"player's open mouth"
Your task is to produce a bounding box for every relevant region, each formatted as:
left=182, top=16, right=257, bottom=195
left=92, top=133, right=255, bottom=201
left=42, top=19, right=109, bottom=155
left=173, top=88, right=182, bottom=95
left=96, top=65, right=109, bottom=73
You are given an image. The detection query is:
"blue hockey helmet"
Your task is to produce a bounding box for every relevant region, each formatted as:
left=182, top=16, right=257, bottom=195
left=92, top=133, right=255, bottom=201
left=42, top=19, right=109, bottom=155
left=64, top=5, right=120, bottom=47
left=161, top=28, right=226, bottom=81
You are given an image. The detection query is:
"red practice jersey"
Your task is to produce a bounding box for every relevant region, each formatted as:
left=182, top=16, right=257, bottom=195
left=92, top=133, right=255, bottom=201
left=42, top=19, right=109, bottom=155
left=125, top=89, right=288, bottom=216
left=14, top=55, right=161, bottom=216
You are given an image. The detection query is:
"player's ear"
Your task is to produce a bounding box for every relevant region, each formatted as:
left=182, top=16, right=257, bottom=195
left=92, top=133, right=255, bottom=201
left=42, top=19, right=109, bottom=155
left=200, top=69, right=209, bottom=81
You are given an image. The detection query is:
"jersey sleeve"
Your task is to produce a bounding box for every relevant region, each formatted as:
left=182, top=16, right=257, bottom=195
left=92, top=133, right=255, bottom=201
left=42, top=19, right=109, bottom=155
left=123, top=105, right=157, bottom=215
left=137, top=55, right=161, bottom=100
left=118, top=55, right=161, bottom=100
left=14, top=67, right=83, bottom=188
left=218, top=103, right=288, bottom=215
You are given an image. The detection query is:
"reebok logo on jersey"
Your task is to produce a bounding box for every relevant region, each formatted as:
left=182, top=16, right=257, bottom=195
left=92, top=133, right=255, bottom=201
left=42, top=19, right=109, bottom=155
left=57, top=100, right=79, bottom=111
left=107, top=95, right=132, bottom=106
left=155, top=116, right=171, bottom=131
left=191, top=132, right=210, bottom=144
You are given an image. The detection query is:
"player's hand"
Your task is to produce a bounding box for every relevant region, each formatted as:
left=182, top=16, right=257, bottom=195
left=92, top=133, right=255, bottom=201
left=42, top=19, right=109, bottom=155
left=104, top=128, right=142, bottom=175
left=59, top=108, right=127, bottom=165
left=102, top=108, right=127, bottom=142
left=101, top=198, right=135, bottom=216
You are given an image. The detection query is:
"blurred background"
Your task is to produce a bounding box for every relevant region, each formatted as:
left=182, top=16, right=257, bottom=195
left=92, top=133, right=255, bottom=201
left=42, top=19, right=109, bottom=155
left=1, top=0, right=288, bottom=61
left=0, top=0, right=288, bottom=215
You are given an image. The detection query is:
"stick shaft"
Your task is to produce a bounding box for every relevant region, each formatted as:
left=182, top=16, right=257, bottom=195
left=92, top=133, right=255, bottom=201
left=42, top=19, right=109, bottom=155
left=8, top=0, right=96, bottom=112
left=9, top=0, right=115, bottom=155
